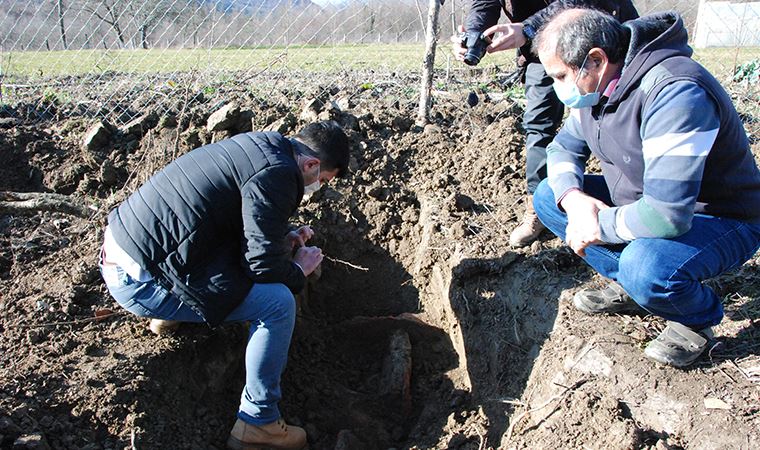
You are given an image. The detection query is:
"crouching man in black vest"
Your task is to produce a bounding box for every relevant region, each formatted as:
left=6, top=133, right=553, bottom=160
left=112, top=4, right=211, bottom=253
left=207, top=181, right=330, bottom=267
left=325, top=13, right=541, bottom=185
left=100, top=121, right=350, bottom=449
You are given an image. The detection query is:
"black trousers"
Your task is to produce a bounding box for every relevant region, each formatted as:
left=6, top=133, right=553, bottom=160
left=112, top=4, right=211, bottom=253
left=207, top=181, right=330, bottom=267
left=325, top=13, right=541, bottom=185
left=523, top=61, right=565, bottom=194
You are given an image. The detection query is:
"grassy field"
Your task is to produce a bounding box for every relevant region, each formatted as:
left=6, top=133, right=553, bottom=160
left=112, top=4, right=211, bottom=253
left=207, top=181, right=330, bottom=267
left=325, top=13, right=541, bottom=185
left=0, top=44, right=431, bottom=79
left=2, top=44, right=758, bottom=80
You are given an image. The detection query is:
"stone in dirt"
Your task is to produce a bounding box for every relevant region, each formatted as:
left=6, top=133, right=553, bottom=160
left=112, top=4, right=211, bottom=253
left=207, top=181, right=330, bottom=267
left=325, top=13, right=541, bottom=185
left=264, top=112, right=297, bottom=135
left=81, top=121, right=112, bottom=153
left=119, top=112, right=159, bottom=138
left=452, top=193, right=474, bottom=211
left=466, top=91, right=479, bottom=107
left=206, top=103, right=241, bottom=132
left=300, top=97, right=325, bottom=122
left=12, top=433, right=50, bottom=450
left=423, top=124, right=441, bottom=135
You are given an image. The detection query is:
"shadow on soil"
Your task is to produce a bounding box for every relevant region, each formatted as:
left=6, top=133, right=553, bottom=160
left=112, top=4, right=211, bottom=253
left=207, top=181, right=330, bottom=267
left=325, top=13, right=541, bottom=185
left=448, top=247, right=592, bottom=447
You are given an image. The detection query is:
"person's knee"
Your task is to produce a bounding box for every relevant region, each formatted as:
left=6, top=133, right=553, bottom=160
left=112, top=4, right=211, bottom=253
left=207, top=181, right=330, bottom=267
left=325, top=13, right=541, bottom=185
left=263, top=283, right=296, bottom=322
left=533, top=180, right=556, bottom=222
left=618, top=241, right=669, bottom=307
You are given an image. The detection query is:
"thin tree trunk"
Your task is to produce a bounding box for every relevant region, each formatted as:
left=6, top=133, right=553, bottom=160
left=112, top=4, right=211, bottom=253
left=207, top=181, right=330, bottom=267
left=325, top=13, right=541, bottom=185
left=57, top=0, right=68, bottom=50
left=141, top=25, right=148, bottom=49
left=417, top=0, right=441, bottom=126
left=113, top=22, right=125, bottom=47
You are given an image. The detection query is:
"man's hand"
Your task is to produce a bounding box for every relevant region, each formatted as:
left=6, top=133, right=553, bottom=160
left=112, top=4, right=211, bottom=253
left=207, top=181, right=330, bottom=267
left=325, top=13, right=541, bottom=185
left=450, top=24, right=467, bottom=62
left=483, top=23, right=527, bottom=53
left=560, top=190, right=610, bottom=257
left=286, top=226, right=314, bottom=250
left=293, top=246, right=323, bottom=276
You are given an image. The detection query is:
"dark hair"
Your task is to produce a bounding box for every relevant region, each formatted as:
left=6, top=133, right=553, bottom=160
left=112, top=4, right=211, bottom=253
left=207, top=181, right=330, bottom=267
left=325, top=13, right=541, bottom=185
left=534, top=8, right=629, bottom=69
left=294, top=121, right=350, bottom=178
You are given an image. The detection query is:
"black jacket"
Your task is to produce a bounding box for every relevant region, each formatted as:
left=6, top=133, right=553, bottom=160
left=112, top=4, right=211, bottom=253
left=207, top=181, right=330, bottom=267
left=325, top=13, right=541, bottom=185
left=465, top=0, right=639, bottom=61
left=108, top=132, right=306, bottom=326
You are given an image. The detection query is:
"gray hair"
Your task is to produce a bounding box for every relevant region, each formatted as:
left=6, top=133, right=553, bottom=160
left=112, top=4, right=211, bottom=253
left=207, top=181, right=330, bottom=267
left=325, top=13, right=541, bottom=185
left=533, top=8, right=629, bottom=69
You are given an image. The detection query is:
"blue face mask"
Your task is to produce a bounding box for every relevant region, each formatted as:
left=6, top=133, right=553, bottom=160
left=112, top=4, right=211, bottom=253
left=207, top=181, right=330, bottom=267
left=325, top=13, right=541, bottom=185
left=553, top=54, right=605, bottom=109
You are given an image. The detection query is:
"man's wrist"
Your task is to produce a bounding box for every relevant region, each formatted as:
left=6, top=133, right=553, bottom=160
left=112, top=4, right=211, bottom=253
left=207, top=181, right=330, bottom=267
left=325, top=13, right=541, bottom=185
left=521, top=23, right=536, bottom=41
left=293, top=261, right=306, bottom=275
left=558, top=188, right=583, bottom=211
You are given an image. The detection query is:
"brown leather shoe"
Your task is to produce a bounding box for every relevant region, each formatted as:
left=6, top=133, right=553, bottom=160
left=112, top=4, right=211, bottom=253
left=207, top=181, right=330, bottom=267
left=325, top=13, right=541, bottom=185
left=148, top=319, right=180, bottom=335
left=509, top=196, right=545, bottom=247
left=227, top=418, right=307, bottom=450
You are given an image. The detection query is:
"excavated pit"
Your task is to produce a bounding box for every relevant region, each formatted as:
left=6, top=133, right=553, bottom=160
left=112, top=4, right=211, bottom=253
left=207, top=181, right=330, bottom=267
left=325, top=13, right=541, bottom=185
left=121, top=231, right=460, bottom=449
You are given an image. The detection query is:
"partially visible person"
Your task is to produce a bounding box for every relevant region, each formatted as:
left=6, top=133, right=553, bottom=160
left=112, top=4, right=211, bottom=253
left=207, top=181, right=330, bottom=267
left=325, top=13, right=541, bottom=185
left=532, top=8, right=760, bottom=367
left=100, top=121, right=350, bottom=449
left=452, top=0, right=638, bottom=247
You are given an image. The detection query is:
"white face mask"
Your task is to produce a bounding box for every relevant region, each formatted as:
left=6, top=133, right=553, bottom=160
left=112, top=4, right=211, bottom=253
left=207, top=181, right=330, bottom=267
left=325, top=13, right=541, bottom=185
left=304, top=180, right=321, bottom=195
left=304, top=166, right=321, bottom=195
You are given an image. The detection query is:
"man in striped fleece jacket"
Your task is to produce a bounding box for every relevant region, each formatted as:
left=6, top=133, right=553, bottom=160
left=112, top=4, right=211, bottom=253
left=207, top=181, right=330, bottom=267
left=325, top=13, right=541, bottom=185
left=531, top=8, right=760, bottom=367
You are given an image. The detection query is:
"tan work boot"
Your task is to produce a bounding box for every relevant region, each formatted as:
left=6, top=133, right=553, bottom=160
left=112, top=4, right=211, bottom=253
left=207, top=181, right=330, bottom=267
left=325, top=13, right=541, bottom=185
left=148, top=319, right=180, bottom=335
left=509, top=195, right=545, bottom=247
left=227, top=418, right=307, bottom=450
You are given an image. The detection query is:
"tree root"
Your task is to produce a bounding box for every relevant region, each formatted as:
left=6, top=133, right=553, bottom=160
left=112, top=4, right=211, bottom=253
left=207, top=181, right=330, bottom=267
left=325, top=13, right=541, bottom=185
left=0, top=191, right=91, bottom=218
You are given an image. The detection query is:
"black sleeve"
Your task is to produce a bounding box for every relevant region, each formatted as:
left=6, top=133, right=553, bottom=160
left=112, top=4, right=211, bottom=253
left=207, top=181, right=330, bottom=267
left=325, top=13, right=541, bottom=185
left=465, top=0, right=505, bottom=33
left=522, top=0, right=639, bottom=33
left=241, top=164, right=305, bottom=294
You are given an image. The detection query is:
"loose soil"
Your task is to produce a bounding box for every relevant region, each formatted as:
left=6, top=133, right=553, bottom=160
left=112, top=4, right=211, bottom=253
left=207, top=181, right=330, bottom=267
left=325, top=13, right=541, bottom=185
left=1, top=72, right=759, bottom=450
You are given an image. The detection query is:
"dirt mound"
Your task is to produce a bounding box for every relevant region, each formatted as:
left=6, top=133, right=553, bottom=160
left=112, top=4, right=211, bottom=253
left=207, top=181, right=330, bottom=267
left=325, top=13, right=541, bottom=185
left=1, top=76, right=759, bottom=450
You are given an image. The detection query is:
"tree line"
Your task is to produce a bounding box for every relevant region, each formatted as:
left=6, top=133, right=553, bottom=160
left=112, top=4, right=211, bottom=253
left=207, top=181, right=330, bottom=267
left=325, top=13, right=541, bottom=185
left=0, top=1, right=702, bottom=53
left=0, top=0, right=435, bottom=52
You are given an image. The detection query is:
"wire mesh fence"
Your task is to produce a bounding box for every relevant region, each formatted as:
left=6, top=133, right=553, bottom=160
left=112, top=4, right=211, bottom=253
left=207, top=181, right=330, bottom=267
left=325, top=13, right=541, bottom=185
left=0, top=0, right=757, bottom=131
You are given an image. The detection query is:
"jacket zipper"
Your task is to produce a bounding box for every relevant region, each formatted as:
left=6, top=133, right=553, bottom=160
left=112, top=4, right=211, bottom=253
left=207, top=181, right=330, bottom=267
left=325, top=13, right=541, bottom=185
left=595, top=102, right=626, bottom=204
left=595, top=103, right=608, bottom=159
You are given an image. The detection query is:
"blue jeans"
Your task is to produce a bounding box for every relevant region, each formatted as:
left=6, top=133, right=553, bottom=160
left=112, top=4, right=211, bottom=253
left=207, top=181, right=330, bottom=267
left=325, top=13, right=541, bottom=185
left=100, top=263, right=296, bottom=425
left=533, top=176, right=760, bottom=328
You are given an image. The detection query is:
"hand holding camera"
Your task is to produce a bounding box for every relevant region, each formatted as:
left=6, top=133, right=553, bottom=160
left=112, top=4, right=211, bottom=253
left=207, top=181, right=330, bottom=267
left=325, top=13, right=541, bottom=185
left=459, top=31, right=492, bottom=66
left=451, top=23, right=528, bottom=66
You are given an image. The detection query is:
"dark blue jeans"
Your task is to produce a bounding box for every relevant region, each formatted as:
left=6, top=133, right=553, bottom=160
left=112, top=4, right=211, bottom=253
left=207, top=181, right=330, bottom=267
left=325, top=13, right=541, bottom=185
left=524, top=62, right=565, bottom=194
left=534, top=176, right=760, bottom=327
